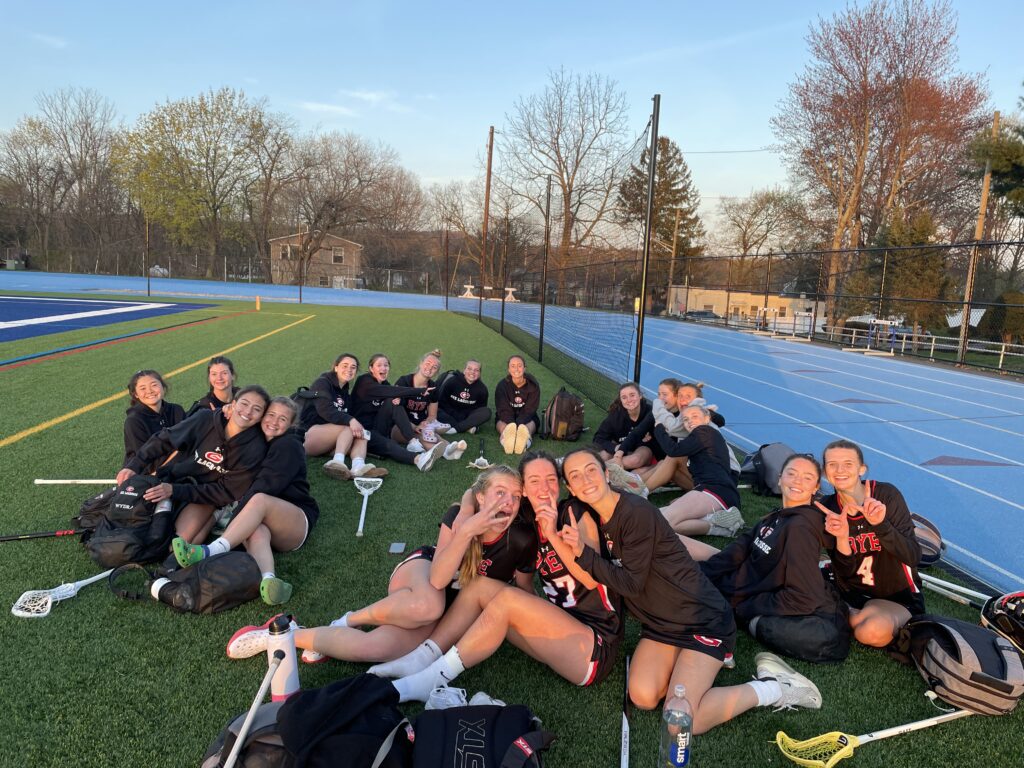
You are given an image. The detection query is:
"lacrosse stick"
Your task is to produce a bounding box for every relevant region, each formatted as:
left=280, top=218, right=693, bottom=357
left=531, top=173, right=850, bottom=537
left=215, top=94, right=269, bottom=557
left=920, top=573, right=992, bottom=602
left=34, top=479, right=116, bottom=485
left=224, top=650, right=285, bottom=768
left=621, top=655, right=631, bottom=768
left=0, top=528, right=84, bottom=543
left=354, top=477, right=384, bottom=537
left=12, top=568, right=114, bottom=618
left=921, top=579, right=985, bottom=609
left=776, top=709, right=972, bottom=768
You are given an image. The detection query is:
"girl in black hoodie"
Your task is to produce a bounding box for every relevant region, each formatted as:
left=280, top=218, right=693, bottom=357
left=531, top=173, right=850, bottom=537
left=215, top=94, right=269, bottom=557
left=171, top=396, right=318, bottom=605
left=116, top=385, right=270, bottom=543
left=696, top=454, right=851, bottom=663
left=593, top=382, right=656, bottom=471
left=495, top=355, right=541, bottom=455
left=185, top=356, right=239, bottom=417
left=122, top=369, right=186, bottom=471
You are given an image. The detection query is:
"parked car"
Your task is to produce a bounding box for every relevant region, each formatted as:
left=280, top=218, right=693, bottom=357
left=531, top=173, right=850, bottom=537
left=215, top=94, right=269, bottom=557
left=683, top=309, right=724, bottom=321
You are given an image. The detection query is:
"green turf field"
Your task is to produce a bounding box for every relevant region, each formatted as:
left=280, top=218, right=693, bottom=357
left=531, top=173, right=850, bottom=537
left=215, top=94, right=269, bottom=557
left=0, top=296, right=1019, bottom=768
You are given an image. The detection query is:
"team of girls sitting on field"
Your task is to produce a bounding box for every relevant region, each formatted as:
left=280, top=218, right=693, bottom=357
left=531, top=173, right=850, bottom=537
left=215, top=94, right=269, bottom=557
left=495, top=354, right=541, bottom=455
left=171, top=396, right=319, bottom=605
left=225, top=464, right=537, bottom=664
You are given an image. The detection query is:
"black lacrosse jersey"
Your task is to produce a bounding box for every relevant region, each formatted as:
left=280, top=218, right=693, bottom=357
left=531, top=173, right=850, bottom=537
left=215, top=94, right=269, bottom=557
left=440, top=504, right=538, bottom=588
left=571, top=492, right=735, bottom=641
left=820, top=480, right=923, bottom=606
left=533, top=500, right=624, bottom=644
left=395, top=373, right=438, bottom=425
left=299, top=371, right=354, bottom=430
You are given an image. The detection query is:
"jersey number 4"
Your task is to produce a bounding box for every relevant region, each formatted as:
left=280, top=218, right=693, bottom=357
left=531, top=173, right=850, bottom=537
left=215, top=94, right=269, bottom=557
left=857, top=556, right=875, bottom=587
left=542, top=574, right=577, bottom=608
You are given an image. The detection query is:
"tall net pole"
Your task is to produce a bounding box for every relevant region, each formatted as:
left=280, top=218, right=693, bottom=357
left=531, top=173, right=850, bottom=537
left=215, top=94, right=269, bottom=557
left=633, top=94, right=660, bottom=382
left=479, top=126, right=494, bottom=322
left=538, top=175, right=552, bottom=363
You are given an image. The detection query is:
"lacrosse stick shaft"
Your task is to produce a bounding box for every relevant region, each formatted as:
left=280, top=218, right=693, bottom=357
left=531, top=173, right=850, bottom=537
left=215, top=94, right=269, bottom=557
left=0, top=528, right=84, bottom=543
left=923, top=580, right=984, bottom=609
left=71, top=569, right=115, bottom=592
left=621, top=655, right=630, bottom=768
left=920, top=573, right=992, bottom=602
left=34, top=479, right=116, bottom=485
left=224, top=652, right=284, bottom=768
left=857, top=709, right=971, bottom=745
left=356, top=494, right=370, bottom=537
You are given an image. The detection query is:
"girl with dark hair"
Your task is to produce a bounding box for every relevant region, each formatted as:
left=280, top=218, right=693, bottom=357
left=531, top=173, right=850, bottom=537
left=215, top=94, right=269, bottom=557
left=436, top=359, right=492, bottom=434
left=116, top=385, right=271, bottom=543
left=172, top=396, right=319, bottom=605
left=376, top=450, right=624, bottom=701
left=123, top=369, right=185, bottom=472
left=185, top=356, right=238, bottom=417
left=301, top=353, right=384, bottom=480
left=695, top=454, right=852, bottom=663
left=559, top=447, right=823, bottom=734
left=225, top=465, right=537, bottom=664
left=817, top=439, right=923, bottom=647
left=593, top=382, right=657, bottom=471
left=495, top=355, right=541, bottom=455
left=653, top=404, right=744, bottom=538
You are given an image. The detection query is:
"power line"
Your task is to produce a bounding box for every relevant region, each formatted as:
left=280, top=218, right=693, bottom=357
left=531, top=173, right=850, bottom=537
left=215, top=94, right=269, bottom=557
left=682, top=147, right=777, bottom=155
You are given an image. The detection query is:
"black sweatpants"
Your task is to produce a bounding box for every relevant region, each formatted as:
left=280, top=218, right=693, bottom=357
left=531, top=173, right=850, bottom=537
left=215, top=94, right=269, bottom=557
left=438, top=406, right=492, bottom=433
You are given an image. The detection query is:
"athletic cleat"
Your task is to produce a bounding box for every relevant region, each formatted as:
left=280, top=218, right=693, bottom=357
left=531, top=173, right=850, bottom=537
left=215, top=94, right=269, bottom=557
left=708, top=506, right=745, bottom=537
left=260, top=576, right=293, bottom=606
left=755, top=652, right=822, bottom=711
left=443, top=440, right=468, bottom=461
left=500, top=423, right=517, bottom=454
left=425, top=685, right=468, bottom=710
left=468, top=691, right=506, bottom=707
left=301, top=612, right=352, bottom=663
left=172, top=536, right=206, bottom=568
left=226, top=614, right=297, bottom=659
left=415, top=443, right=443, bottom=472
left=323, top=460, right=352, bottom=481
left=406, top=438, right=426, bottom=454
left=514, top=424, right=531, bottom=455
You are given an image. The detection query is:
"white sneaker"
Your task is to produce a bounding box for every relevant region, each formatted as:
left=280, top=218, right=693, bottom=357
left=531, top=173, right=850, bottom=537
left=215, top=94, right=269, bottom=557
left=323, top=460, right=352, bottom=481
left=425, top=685, right=468, bottom=710
left=406, top=438, right=426, bottom=454
left=226, top=614, right=297, bottom=659
left=707, top=506, right=745, bottom=537
left=415, top=443, right=443, bottom=472
left=443, top=440, right=468, bottom=461
left=469, top=691, right=506, bottom=707
left=351, top=462, right=377, bottom=478
left=755, top=652, right=822, bottom=711
left=300, top=612, right=351, bottom=664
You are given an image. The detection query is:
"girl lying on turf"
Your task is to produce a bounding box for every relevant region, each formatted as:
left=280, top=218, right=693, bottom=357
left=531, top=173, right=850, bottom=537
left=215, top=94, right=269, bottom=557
left=558, top=447, right=823, bottom=734
left=225, top=464, right=537, bottom=664
left=686, top=453, right=852, bottom=664
left=171, top=396, right=319, bottom=606
left=374, top=451, right=625, bottom=701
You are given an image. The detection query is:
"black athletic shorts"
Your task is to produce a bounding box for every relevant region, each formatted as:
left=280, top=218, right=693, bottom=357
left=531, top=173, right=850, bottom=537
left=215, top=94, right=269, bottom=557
left=580, top=631, right=620, bottom=687
left=842, top=587, right=926, bottom=616
left=640, top=625, right=736, bottom=663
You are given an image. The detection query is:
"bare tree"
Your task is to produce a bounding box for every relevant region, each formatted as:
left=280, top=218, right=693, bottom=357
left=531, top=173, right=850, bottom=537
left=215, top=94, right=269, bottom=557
left=498, top=68, right=630, bottom=290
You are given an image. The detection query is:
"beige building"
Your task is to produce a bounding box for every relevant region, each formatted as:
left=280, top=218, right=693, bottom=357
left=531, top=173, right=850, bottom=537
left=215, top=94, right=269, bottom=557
left=268, top=233, right=364, bottom=288
left=668, top=285, right=826, bottom=331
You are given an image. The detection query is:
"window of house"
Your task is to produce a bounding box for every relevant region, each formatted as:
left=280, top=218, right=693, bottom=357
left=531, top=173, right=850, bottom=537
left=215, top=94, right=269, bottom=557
left=702, top=304, right=715, bottom=312
left=319, top=276, right=329, bottom=287
left=332, top=248, right=344, bottom=265
left=750, top=305, right=759, bottom=314
left=279, top=245, right=289, bottom=259
left=778, top=306, right=788, bottom=317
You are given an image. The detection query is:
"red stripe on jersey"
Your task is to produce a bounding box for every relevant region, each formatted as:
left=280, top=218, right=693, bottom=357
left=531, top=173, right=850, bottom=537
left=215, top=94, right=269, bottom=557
left=597, top=583, right=614, bottom=612
left=700, top=489, right=726, bottom=509
left=902, top=563, right=919, bottom=592
left=580, top=660, right=599, bottom=687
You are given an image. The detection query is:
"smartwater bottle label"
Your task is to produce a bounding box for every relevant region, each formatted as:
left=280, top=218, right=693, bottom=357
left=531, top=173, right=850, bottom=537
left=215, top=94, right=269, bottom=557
left=672, top=732, right=690, bottom=766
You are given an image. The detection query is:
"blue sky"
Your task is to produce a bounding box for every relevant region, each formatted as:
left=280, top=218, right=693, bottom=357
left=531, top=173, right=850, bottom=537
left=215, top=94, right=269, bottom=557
left=3, top=1, right=1022, bottom=217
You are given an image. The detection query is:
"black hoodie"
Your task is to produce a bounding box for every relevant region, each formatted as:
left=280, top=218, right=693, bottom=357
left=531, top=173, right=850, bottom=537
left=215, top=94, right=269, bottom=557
left=437, top=370, right=489, bottom=421
left=238, top=427, right=319, bottom=527
left=653, top=423, right=740, bottom=508
left=701, top=503, right=840, bottom=623
left=494, top=372, right=541, bottom=425
left=123, top=400, right=186, bottom=469
left=299, top=371, right=354, bottom=430
left=350, top=372, right=426, bottom=421
left=125, top=409, right=267, bottom=508
left=185, top=387, right=239, bottom=418
left=594, top=398, right=654, bottom=455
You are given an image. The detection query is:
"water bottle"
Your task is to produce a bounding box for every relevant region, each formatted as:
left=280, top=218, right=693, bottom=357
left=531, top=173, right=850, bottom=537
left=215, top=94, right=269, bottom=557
left=658, top=684, right=693, bottom=767
left=267, top=614, right=300, bottom=701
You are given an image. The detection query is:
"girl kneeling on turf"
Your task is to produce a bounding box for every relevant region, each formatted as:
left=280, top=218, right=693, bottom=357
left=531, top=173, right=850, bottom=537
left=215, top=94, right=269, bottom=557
left=375, top=451, right=624, bottom=701
left=225, top=465, right=537, bottom=664
left=818, top=439, right=924, bottom=648
left=171, top=396, right=319, bottom=605
left=560, top=447, right=822, bottom=734
left=692, top=454, right=852, bottom=663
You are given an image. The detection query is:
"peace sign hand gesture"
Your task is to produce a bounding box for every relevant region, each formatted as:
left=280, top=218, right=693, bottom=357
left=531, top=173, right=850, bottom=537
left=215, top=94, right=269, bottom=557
left=861, top=486, right=887, bottom=525
left=559, top=511, right=583, bottom=557
left=816, top=500, right=850, bottom=552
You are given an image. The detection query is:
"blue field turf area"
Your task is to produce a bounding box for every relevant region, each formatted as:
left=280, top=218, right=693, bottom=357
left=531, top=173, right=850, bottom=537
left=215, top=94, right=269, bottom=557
left=0, top=295, right=213, bottom=342
left=4, top=272, right=1021, bottom=592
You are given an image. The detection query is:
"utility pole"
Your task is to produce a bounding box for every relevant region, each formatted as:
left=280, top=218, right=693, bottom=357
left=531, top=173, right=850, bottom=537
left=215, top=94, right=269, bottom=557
left=144, top=214, right=151, bottom=297
left=480, top=126, right=494, bottom=321
left=634, top=94, right=660, bottom=382
left=665, top=207, right=681, bottom=314
left=957, top=111, right=1000, bottom=365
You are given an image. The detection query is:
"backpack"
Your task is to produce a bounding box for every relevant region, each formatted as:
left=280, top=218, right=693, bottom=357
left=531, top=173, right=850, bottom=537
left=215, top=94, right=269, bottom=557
left=540, top=388, right=585, bottom=441
left=911, top=512, right=945, bottom=566
left=75, top=474, right=177, bottom=568
left=200, top=700, right=290, bottom=768
left=110, top=551, right=261, bottom=614
left=411, top=705, right=554, bottom=768
left=907, top=615, right=1024, bottom=715
left=745, top=442, right=797, bottom=496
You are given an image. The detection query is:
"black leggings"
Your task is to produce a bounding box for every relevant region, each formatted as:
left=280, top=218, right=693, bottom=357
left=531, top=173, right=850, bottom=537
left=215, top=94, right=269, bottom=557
left=374, top=399, right=417, bottom=442
left=437, top=406, right=492, bottom=433
left=367, top=431, right=415, bottom=465
left=748, top=608, right=851, bottom=663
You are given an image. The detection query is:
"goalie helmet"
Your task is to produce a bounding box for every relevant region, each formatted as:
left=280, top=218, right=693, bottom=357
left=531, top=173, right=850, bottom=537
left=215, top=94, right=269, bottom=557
left=981, top=591, right=1024, bottom=655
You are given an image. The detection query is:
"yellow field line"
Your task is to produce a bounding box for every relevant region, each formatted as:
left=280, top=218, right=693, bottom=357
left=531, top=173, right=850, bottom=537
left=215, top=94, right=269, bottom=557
left=0, top=314, right=315, bottom=449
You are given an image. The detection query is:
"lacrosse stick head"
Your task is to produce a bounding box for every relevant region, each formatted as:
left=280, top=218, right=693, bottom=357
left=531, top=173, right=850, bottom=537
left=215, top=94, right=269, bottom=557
left=775, top=731, right=860, bottom=768
left=11, top=590, right=55, bottom=618
left=354, top=477, right=383, bottom=497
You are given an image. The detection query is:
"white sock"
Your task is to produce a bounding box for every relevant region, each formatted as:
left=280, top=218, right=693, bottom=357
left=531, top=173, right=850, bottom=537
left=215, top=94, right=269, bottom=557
left=207, top=537, right=231, bottom=557
left=332, top=452, right=346, bottom=464
left=351, top=457, right=365, bottom=471
left=749, top=679, right=783, bottom=707
left=262, top=571, right=275, bottom=580
left=329, top=611, right=352, bottom=628
left=368, top=639, right=442, bottom=678
left=392, top=647, right=465, bottom=703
